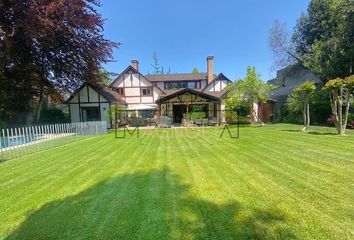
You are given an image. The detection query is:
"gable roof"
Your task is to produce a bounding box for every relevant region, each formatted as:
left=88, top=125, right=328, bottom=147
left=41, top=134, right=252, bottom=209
left=201, top=73, right=232, bottom=92
left=145, top=73, right=209, bottom=82
left=65, top=82, right=127, bottom=105
left=213, top=73, right=232, bottom=82
left=109, top=65, right=149, bottom=87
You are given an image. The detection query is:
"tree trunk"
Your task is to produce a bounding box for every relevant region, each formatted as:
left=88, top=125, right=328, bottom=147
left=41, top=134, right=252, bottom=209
left=306, top=95, right=310, bottom=128
left=342, top=88, right=351, bottom=133
left=302, top=94, right=310, bottom=132
left=251, top=106, right=265, bottom=126
left=33, top=86, right=45, bottom=124
left=302, top=103, right=306, bottom=132
left=330, top=90, right=347, bottom=135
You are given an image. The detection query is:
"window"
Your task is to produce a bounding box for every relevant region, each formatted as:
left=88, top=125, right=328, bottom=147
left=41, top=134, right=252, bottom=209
left=141, top=88, right=152, bottom=96
left=113, top=87, right=124, bottom=95
left=164, top=82, right=188, bottom=89
left=81, top=107, right=100, bottom=122
left=194, top=81, right=201, bottom=89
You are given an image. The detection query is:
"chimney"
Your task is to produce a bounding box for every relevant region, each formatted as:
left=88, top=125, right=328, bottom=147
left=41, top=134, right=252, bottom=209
left=131, top=60, right=139, bottom=71
left=207, top=56, right=214, bottom=84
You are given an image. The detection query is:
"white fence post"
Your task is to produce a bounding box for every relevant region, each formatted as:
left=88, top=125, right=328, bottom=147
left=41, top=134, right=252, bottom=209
left=0, top=121, right=106, bottom=160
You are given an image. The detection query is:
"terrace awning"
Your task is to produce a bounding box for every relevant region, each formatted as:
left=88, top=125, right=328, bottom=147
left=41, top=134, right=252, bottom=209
left=126, top=104, right=158, bottom=110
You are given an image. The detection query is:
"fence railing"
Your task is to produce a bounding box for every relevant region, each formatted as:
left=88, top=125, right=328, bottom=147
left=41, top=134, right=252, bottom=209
left=0, top=121, right=107, bottom=161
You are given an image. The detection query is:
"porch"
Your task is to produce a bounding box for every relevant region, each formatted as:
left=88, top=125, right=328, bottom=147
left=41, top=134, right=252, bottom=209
left=156, top=88, right=224, bottom=126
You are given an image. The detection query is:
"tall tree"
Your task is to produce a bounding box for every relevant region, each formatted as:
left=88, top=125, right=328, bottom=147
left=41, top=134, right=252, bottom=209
left=323, top=76, right=354, bottom=135
left=192, top=67, right=199, bottom=74
left=288, top=82, right=316, bottom=131
left=269, top=0, right=354, bottom=134
left=151, top=51, right=161, bottom=74
left=228, top=67, right=274, bottom=125
left=269, top=0, right=354, bottom=82
left=0, top=0, right=118, bottom=124
left=96, top=69, right=114, bottom=87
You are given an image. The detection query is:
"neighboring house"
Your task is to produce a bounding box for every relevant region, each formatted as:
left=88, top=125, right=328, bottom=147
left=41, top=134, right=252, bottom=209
left=66, top=56, right=232, bottom=127
left=267, top=64, right=322, bottom=122
left=268, top=64, right=321, bottom=102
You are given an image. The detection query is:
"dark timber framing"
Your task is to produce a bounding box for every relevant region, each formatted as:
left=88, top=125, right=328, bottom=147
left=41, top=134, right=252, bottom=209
left=156, top=88, right=220, bottom=104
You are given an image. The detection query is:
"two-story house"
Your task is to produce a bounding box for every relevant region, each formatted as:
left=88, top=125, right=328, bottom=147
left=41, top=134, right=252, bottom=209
left=267, top=64, right=322, bottom=122
left=268, top=64, right=321, bottom=102
left=66, top=56, right=231, bottom=128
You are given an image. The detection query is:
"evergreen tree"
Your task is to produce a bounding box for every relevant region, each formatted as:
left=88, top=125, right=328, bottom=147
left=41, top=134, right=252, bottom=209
left=151, top=51, right=161, bottom=74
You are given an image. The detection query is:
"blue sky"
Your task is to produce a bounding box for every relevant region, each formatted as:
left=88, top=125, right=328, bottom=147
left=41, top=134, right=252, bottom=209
left=99, top=0, right=309, bottom=81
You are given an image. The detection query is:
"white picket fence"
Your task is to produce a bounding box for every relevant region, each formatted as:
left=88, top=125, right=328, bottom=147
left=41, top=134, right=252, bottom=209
left=0, top=121, right=107, bottom=161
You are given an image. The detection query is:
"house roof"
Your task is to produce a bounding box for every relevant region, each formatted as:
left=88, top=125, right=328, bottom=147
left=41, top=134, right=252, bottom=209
left=205, top=87, right=230, bottom=99
left=145, top=73, right=210, bottom=82
left=65, top=82, right=127, bottom=105
left=156, top=88, right=220, bottom=104
left=91, top=84, right=127, bottom=105
left=213, top=73, right=232, bottom=82
left=201, top=73, right=232, bottom=92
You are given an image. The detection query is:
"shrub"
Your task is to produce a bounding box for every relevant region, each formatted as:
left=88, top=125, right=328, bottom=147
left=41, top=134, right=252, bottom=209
left=309, top=91, right=332, bottom=125
left=282, top=88, right=331, bottom=125
left=39, top=106, right=69, bottom=124
left=347, top=113, right=354, bottom=129
left=0, top=120, right=7, bottom=129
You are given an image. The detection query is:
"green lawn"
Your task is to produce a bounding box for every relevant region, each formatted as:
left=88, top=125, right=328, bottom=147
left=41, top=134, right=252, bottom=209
left=0, top=124, right=353, bottom=240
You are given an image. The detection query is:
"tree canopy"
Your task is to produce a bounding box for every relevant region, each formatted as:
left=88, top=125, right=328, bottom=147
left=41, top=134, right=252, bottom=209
left=323, top=75, right=354, bottom=134
left=269, top=0, right=354, bottom=82
left=0, top=0, right=118, bottom=123
left=227, top=67, right=274, bottom=124
left=150, top=51, right=161, bottom=75
left=192, top=67, right=199, bottom=74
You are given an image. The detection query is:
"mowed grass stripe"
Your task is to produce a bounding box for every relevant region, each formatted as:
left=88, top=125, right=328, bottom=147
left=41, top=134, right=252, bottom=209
left=1, top=135, right=118, bottom=208
left=196, top=127, right=352, bottom=238
left=1, top=135, right=138, bottom=237
left=217, top=127, right=352, bottom=236
left=0, top=124, right=353, bottom=239
left=92, top=138, right=157, bottom=239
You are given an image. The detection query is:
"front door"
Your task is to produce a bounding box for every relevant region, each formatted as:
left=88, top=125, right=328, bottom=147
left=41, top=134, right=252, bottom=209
left=173, top=105, right=186, bottom=123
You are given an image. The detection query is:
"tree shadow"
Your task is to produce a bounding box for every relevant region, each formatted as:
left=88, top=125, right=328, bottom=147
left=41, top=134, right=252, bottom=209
left=307, top=131, right=337, bottom=136
left=5, top=168, right=296, bottom=240
left=280, top=130, right=300, bottom=133
left=281, top=129, right=337, bottom=135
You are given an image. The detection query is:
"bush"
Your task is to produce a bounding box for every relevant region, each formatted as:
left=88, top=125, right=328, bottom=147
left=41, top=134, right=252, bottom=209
left=39, top=106, right=69, bottom=124
left=347, top=113, right=354, bottom=129
left=0, top=120, right=7, bottom=129
left=281, top=89, right=332, bottom=125
left=277, top=101, right=300, bottom=124
left=309, top=91, right=332, bottom=125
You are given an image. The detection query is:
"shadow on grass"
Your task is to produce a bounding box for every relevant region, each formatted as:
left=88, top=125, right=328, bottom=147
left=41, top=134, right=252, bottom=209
left=280, top=130, right=300, bottom=133
left=6, top=168, right=296, bottom=240
left=281, top=129, right=337, bottom=136
left=307, top=131, right=337, bottom=136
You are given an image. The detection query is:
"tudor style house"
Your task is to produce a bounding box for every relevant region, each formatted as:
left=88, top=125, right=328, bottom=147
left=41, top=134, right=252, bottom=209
left=66, top=56, right=231, bottom=128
